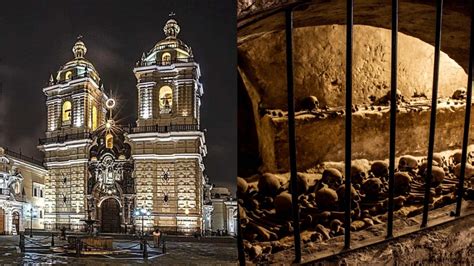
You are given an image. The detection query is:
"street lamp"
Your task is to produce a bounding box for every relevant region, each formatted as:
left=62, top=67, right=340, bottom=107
left=25, top=206, right=35, bottom=237
left=134, top=208, right=151, bottom=237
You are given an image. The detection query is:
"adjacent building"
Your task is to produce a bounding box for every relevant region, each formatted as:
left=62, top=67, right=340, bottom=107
left=203, top=185, right=237, bottom=236
left=0, top=147, right=47, bottom=234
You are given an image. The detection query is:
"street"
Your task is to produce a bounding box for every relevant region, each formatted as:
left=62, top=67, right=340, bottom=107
left=0, top=235, right=237, bottom=265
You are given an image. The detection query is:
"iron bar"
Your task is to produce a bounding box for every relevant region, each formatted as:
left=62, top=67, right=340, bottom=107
left=237, top=205, right=246, bottom=265
left=387, top=0, right=398, bottom=239
left=455, top=0, right=474, bottom=217
left=344, top=0, right=354, bottom=250
left=422, top=0, right=443, bottom=228
left=285, top=8, right=302, bottom=263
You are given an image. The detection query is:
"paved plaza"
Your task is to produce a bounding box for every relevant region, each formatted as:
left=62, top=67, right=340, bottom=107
left=0, top=235, right=237, bottom=265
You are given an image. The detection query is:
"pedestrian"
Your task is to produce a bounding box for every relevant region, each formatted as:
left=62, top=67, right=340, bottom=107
left=152, top=228, right=161, bottom=248
left=60, top=226, right=66, bottom=240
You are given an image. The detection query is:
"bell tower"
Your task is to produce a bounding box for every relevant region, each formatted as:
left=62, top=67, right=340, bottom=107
left=38, top=37, right=109, bottom=230
left=134, top=16, right=203, bottom=128
left=129, top=15, right=207, bottom=234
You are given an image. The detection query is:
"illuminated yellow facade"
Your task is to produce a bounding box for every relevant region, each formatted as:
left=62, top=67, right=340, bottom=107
left=131, top=17, right=206, bottom=233
left=38, top=17, right=207, bottom=234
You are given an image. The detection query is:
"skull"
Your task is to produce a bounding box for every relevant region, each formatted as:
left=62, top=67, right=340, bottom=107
left=321, top=168, right=343, bottom=190
left=432, top=153, right=445, bottom=167
left=418, top=160, right=440, bottom=177
left=336, top=184, right=361, bottom=206
left=394, top=172, right=413, bottom=195
left=258, top=173, right=281, bottom=197
left=294, top=173, right=310, bottom=194
left=314, top=187, right=338, bottom=210
left=351, top=164, right=367, bottom=185
left=370, top=161, right=389, bottom=178
left=452, top=89, right=466, bottom=100
left=430, top=166, right=445, bottom=185
left=274, top=192, right=292, bottom=217
left=451, top=151, right=463, bottom=165
left=299, top=96, right=319, bottom=111
left=362, top=177, right=384, bottom=199
left=398, top=155, right=419, bottom=171
left=237, top=177, right=249, bottom=196
left=453, top=163, right=474, bottom=179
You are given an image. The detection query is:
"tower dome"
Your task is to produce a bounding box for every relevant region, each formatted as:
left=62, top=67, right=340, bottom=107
left=138, top=15, right=193, bottom=67
left=50, top=36, right=101, bottom=86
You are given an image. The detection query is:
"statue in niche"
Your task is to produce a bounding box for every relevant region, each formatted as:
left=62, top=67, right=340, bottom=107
left=0, top=167, right=24, bottom=200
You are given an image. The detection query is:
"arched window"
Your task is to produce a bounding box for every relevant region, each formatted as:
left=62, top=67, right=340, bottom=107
left=62, top=101, right=72, bottom=124
left=162, top=52, right=171, bottom=65
left=105, top=133, right=113, bottom=149
left=159, top=86, right=173, bottom=114
left=91, top=106, right=98, bottom=130
left=65, top=71, right=73, bottom=80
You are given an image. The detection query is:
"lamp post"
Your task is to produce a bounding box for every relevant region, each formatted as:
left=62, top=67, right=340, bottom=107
left=27, top=207, right=34, bottom=237
left=134, top=208, right=151, bottom=237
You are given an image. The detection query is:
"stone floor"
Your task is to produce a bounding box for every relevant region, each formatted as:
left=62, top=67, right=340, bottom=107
left=0, top=235, right=238, bottom=265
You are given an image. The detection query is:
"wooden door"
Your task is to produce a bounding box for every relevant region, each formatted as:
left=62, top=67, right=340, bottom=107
left=101, top=198, right=120, bottom=233
left=0, top=208, right=4, bottom=234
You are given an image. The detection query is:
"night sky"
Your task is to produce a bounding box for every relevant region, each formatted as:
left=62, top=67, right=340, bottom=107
left=0, top=0, right=236, bottom=192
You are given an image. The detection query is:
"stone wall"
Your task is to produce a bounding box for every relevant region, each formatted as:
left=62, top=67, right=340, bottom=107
left=239, top=25, right=467, bottom=110
left=258, top=102, right=474, bottom=173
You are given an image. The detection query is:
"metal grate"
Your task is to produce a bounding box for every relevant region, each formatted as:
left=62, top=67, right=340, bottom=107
left=238, top=0, right=474, bottom=264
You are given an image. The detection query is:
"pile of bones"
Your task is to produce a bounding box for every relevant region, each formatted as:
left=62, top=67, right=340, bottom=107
left=238, top=151, right=474, bottom=260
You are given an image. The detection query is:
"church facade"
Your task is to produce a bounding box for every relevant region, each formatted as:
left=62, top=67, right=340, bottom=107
left=37, top=18, right=207, bottom=234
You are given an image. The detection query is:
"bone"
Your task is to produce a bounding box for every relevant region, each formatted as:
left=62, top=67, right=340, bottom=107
left=430, top=194, right=456, bottom=209
left=453, top=163, right=474, bottom=179
left=362, top=177, right=384, bottom=199
left=394, top=172, right=413, bottom=195
left=249, top=244, right=263, bottom=259
left=314, top=187, right=338, bottom=210
left=291, top=172, right=310, bottom=194
left=247, top=220, right=278, bottom=241
left=320, top=168, right=343, bottom=190
left=370, top=161, right=389, bottom=178
left=398, top=155, right=419, bottom=171
left=350, top=220, right=367, bottom=231
left=274, top=192, right=292, bottom=218
left=258, top=173, right=282, bottom=197
left=298, top=95, right=319, bottom=111
left=315, top=224, right=331, bottom=240
left=237, top=177, right=249, bottom=195
left=351, top=163, right=368, bottom=185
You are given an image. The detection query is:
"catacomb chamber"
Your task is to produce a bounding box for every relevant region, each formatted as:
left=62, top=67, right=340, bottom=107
left=238, top=0, right=474, bottom=263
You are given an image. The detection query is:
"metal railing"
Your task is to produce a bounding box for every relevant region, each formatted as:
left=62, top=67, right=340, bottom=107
left=127, top=124, right=200, bottom=134
left=48, top=72, right=101, bottom=87
left=138, top=73, right=196, bottom=83
left=38, top=132, right=92, bottom=145
left=238, top=0, right=473, bottom=264
left=4, top=148, right=43, bottom=166
left=137, top=57, right=195, bottom=67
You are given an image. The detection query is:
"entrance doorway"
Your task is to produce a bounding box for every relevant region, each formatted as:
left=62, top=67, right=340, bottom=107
left=100, top=198, right=120, bottom=233
left=0, top=208, right=4, bottom=234
left=12, top=211, right=19, bottom=234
